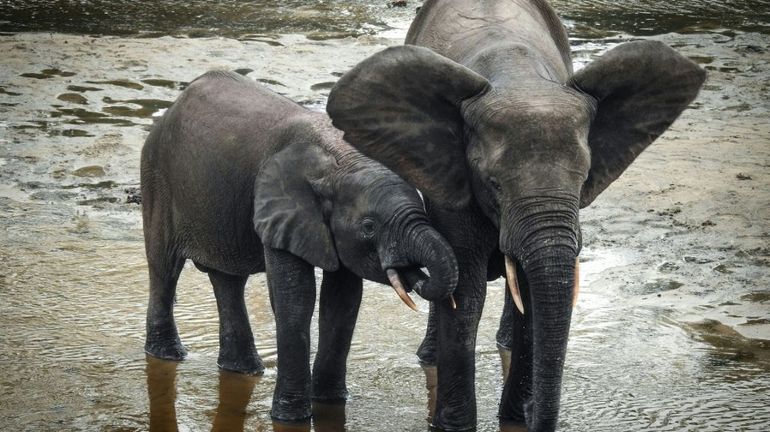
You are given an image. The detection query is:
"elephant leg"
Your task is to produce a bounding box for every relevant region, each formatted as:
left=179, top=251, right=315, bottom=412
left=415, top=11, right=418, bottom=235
left=207, top=269, right=264, bottom=375
left=417, top=303, right=438, bottom=422
left=265, top=248, right=317, bottom=422
left=312, top=266, right=363, bottom=402
left=497, top=287, right=514, bottom=382
left=427, top=205, right=496, bottom=431
left=145, top=252, right=187, bottom=361
left=498, top=264, right=534, bottom=426
left=432, top=254, right=487, bottom=431
left=417, top=301, right=438, bottom=365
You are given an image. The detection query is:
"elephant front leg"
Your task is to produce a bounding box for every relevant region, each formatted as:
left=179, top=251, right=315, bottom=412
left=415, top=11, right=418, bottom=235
left=432, top=256, right=488, bottom=431
left=208, top=269, right=264, bottom=375
left=265, top=248, right=317, bottom=422
left=417, top=302, right=439, bottom=422
left=312, top=267, right=363, bottom=402
left=497, top=265, right=534, bottom=427
left=426, top=205, right=496, bottom=431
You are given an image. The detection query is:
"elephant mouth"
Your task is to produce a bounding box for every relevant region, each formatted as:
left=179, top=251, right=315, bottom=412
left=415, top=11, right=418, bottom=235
left=386, top=266, right=456, bottom=311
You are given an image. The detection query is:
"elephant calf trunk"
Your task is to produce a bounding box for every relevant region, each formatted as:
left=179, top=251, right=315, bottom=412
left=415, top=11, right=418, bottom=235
left=402, top=224, right=459, bottom=303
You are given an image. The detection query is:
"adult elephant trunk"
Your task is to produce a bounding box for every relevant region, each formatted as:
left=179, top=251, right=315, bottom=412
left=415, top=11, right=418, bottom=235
left=500, top=195, right=579, bottom=431
left=382, top=222, right=459, bottom=304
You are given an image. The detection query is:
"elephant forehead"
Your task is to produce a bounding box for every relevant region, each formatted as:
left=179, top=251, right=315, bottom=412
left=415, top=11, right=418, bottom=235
left=478, top=96, right=592, bottom=153
left=337, top=168, right=419, bottom=207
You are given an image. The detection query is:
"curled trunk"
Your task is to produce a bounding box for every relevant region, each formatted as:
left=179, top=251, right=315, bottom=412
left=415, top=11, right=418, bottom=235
left=381, top=220, right=459, bottom=303
left=406, top=225, right=459, bottom=302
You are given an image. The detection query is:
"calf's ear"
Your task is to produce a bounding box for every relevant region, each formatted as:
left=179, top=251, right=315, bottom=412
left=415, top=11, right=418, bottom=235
left=253, top=143, right=340, bottom=272
left=327, top=45, right=490, bottom=209
left=571, top=40, right=706, bottom=208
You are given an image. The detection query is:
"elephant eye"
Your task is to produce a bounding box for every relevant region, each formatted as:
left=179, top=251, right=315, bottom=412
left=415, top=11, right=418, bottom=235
left=489, top=176, right=502, bottom=192
left=361, top=217, right=377, bottom=238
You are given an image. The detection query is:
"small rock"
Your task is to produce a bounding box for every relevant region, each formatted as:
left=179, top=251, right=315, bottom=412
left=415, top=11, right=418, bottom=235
left=388, top=0, right=408, bottom=7
left=125, top=187, right=142, bottom=205
left=713, top=264, right=734, bottom=274
left=684, top=256, right=714, bottom=264
left=658, top=262, right=680, bottom=273
left=57, top=93, right=88, bottom=104
left=702, top=220, right=716, bottom=227
left=736, top=173, right=752, bottom=180
left=73, top=165, right=106, bottom=178
left=234, top=68, right=254, bottom=76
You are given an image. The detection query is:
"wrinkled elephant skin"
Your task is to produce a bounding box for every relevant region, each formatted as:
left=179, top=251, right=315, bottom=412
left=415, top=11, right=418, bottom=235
left=326, top=1, right=705, bottom=430
left=141, top=70, right=458, bottom=422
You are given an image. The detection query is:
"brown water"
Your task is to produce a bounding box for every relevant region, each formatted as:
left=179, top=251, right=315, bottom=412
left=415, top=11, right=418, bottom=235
left=1, top=1, right=769, bottom=431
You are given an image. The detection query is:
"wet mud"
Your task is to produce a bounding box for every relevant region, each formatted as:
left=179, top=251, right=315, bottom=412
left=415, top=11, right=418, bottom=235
left=1, top=1, right=768, bottom=431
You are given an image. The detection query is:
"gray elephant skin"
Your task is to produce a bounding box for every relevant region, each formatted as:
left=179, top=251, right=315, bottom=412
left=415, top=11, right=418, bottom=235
left=140, top=70, right=458, bottom=422
left=326, top=0, right=706, bottom=430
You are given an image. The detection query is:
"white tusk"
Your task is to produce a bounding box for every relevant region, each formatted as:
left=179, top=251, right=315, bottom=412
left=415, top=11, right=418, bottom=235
left=505, top=256, right=524, bottom=315
left=573, top=258, right=580, bottom=307
left=449, top=294, right=457, bottom=310
left=386, top=269, right=419, bottom=312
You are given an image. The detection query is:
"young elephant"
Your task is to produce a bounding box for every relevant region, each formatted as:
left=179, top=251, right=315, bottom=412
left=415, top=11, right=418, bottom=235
left=140, top=70, right=458, bottom=422
left=326, top=1, right=706, bottom=430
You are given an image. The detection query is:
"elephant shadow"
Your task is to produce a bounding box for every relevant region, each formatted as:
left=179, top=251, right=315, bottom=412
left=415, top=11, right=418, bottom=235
left=145, top=355, right=347, bottom=432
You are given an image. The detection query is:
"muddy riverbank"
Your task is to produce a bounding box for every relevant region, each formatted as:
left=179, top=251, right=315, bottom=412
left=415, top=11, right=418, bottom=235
left=1, top=2, right=769, bottom=431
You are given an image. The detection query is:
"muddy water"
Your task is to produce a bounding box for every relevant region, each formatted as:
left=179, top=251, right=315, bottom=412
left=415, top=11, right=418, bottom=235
left=1, top=1, right=769, bottom=431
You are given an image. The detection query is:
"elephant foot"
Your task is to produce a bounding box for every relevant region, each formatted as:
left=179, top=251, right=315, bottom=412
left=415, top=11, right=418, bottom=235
left=271, top=393, right=312, bottom=424
left=217, top=350, right=265, bottom=376
left=311, top=372, right=348, bottom=403
left=430, top=396, right=477, bottom=432
left=145, top=338, right=187, bottom=361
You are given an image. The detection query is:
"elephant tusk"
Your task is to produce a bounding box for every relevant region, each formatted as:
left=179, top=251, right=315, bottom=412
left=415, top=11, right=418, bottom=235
left=449, top=294, right=457, bottom=310
left=387, top=269, right=419, bottom=312
left=505, top=256, right=524, bottom=315
left=573, top=258, right=580, bottom=307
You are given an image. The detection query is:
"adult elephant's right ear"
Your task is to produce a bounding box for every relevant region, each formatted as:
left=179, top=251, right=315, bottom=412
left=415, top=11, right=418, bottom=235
left=327, top=45, right=490, bottom=209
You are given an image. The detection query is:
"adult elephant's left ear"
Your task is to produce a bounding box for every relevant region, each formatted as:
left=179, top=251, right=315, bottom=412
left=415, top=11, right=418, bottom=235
left=327, top=45, right=490, bottom=209
left=571, top=40, right=706, bottom=208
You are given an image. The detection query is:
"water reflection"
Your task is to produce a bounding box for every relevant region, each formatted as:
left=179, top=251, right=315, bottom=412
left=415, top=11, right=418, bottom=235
left=146, top=356, right=179, bottom=432
left=145, top=356, right=348, bottom=432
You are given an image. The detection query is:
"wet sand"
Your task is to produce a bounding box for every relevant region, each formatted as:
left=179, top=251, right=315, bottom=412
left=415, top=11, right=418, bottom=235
left=0, top=12, right=769, bottom=432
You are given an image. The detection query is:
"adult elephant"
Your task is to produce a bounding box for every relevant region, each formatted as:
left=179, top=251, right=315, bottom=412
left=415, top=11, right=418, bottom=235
left=326, top=0, right=706, bottom=430
left=141, top=70, right=458, bottom=422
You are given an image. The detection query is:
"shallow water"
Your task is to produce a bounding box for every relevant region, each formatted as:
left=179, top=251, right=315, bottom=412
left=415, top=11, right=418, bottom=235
left=1, top=1, right=769, bottom=431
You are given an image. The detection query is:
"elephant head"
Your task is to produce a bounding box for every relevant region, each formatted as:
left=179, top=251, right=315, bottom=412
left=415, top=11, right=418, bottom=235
left=326, top=41, right=705, bottom=427
left=252, top=119, right=458, bottom=306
